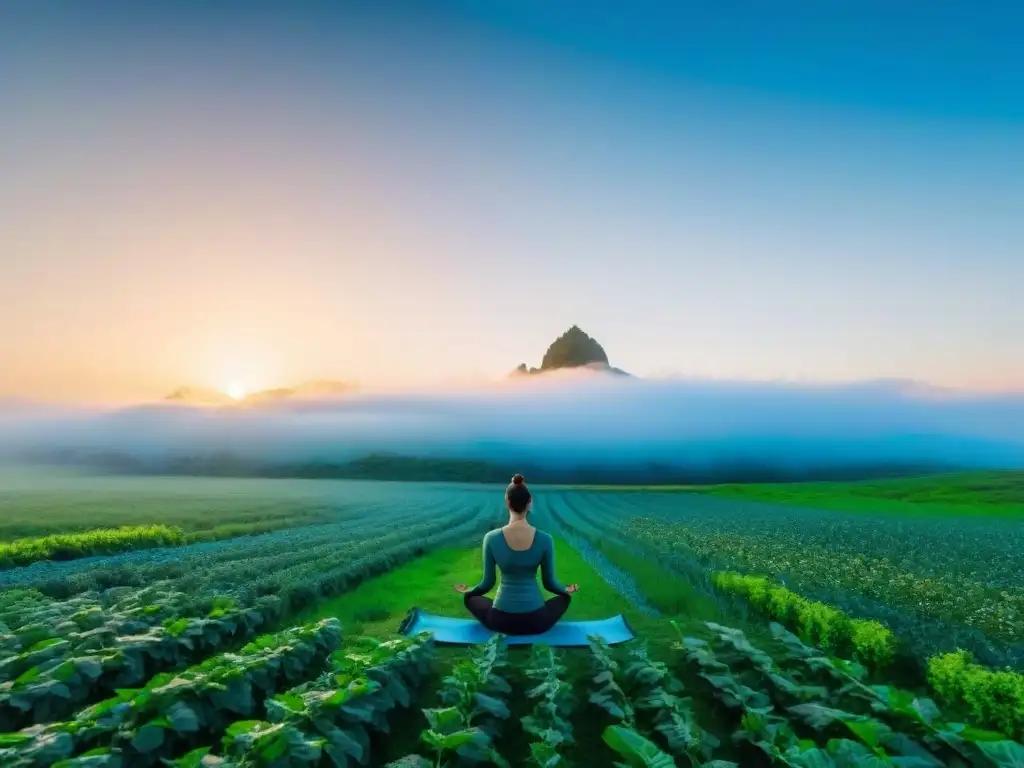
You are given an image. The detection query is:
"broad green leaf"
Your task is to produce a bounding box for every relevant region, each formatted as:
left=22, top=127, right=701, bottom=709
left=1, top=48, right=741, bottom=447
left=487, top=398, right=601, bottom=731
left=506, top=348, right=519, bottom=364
left=977, top=740, right=1024, bottom=768
left=14, top=665, right=42, bottom=686
left=788, top=703, right=865, bottom=731
left=602, top=725, right=675, bottom=768
left=167, top=702, right=201, bottom=733
left=473, top=692, right=510, bottom=720
left=886, top=758, right=946, bottom=768
left=165, top=746, right=211, bottom=768
left=826, top=739, right=884, bottom=767
left=0, top=733, right=33, bottom=746
left=421, top=727, right=484, bottom=752
left=131, top=722, right=166, bottom=754
left=944, top=723, right=1008, bottom=743
left=784, top=747, right=834, bottom=768
left=590, top=691, right=627, bottom=720
left=529, top=741, right=563, bottom=767
left=324, top=725, right=367, bottom=762
left=390, top=677, right=410, bottom=709
left=423, top=706, right=464, bottom=733
left=271, top=692, right=305, bottom=715
left=225, top=719, right=266, bottom=738
left=844, top=718, right=892, bottom=749
left=485, top=744, right=512, bottom=768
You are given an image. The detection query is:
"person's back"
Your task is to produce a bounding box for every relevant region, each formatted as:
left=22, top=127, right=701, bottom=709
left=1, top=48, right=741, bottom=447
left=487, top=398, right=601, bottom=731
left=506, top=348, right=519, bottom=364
left=483, top=528, right=561, bottom=612
left=456, top=474, right=579, bottom=635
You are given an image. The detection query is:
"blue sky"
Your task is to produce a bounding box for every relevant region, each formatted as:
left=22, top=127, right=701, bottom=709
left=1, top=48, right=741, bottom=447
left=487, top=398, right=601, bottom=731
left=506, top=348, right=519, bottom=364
left=1, top=2, right=1021, bottom=401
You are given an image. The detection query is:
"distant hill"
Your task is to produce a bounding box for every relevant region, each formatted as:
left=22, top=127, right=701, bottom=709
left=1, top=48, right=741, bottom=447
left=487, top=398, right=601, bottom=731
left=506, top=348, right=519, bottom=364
left=164, top=380, right=353, bottom=405
left=513, top=325, right=630, bottom=377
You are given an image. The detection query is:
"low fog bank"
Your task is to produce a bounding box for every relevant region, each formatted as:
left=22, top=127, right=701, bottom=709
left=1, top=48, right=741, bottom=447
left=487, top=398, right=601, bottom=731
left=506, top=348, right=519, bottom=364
left=2, top=376, right=1024, bottom=483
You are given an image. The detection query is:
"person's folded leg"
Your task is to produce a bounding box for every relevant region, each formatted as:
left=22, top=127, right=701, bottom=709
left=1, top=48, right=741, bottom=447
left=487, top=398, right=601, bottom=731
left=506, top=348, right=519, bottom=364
left=490, top=595, right=571, bottom=635
left=464, top=594, right=493, bottom=625
left=465, top=594, right=571, bottom=635
left=543, top=593, right=571, bottom=626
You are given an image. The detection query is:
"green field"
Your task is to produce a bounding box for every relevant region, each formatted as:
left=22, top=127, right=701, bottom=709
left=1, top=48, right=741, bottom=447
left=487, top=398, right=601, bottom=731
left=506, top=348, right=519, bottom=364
left=572, top=470, right=1024, bottom=519
left=0, top=470, right=1021, bottom=766
left=695, top=470, right=1024, bottom=519
left=0, top=469, right=359, bottom=540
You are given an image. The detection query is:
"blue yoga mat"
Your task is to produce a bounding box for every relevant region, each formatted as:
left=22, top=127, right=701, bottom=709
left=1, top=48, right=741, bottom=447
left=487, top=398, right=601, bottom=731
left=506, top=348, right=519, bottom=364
left=398, top=608, right=634, bottom=646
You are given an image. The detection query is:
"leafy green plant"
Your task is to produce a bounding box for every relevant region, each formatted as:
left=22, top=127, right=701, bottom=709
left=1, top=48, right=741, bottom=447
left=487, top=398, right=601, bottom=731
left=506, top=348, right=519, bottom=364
left=711, top=571, right=898, bottom=668
left=172, top=633, right=434, bottom=768
left=927, top=649, right=1024, bottom=741
left=673, top=631, right=772, bottom=716
left=418, top=705, right=493, bottom=768
left=0, top=619, right=342, bottom=767
left=587, top=637, right=635, bottom=727
left=602, top=725, right=675, bottom=767
left=732, top=710, right=906, bottom=768
left=391, top=635, right=511, bottom=768
left=770, top=622, right=1024, bottom=766
left=0, top=587, right=284, bottom=729
left=0, top=526, right=186, bottom=571
left=521, top=646, right=574, bottom=765
left=591, top=635, right=725, bottom=766
left=603, top=724, right=737, bottom=768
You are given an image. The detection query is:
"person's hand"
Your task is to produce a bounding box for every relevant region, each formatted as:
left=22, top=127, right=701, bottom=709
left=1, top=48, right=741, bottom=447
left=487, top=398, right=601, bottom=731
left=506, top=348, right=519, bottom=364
left=454, top=584, right=471, bottom=594
left=566, top=584, right=580, bottom=594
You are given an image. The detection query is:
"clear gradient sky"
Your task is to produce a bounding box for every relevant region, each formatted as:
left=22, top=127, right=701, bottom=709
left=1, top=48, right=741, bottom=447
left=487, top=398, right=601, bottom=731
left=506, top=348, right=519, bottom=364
left=1, top=2, right=1022, bottom=403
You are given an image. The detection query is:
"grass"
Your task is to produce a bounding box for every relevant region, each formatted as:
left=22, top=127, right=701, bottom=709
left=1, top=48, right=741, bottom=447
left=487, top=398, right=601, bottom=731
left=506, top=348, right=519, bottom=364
left=577, top=537, right=721, bottom=621
left=567, top=470, right=1024, bottom=519
left=296, top=538, right=654, bottom=640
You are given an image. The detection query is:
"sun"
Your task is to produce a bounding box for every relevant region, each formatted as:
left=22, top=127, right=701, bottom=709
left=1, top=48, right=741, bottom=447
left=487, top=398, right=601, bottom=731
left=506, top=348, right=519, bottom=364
left=226, top=381, right=248, bottom=401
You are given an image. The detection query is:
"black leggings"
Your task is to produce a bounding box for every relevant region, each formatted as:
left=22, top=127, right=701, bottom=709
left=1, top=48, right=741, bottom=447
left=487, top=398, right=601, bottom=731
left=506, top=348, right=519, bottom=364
left=463, top=593, right=571, bottom=635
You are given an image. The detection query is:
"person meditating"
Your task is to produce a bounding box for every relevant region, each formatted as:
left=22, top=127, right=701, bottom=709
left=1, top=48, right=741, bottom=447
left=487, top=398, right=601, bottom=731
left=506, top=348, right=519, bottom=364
left=454, top=474, right=579, bottom=635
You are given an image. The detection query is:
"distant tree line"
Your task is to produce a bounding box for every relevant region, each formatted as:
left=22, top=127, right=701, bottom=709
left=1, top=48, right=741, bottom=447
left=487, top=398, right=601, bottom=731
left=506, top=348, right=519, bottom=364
left=25, top=447, right=958, bottom=485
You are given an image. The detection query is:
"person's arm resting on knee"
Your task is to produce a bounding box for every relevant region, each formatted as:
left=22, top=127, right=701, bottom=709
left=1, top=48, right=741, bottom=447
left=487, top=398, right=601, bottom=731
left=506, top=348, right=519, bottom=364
left=465, top=535, right=496, bottom=597
left=540, top=536, right=569, bottom=596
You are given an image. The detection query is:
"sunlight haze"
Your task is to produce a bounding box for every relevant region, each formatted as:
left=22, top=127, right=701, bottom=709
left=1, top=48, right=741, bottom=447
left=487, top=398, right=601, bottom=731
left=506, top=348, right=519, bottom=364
left=1, top=3, right=1021, bottom=404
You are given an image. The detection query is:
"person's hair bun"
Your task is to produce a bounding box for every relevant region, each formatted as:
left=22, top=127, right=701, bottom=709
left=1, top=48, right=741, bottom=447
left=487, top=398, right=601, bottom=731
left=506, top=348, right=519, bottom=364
left=511, top=473, right=525, bottom=486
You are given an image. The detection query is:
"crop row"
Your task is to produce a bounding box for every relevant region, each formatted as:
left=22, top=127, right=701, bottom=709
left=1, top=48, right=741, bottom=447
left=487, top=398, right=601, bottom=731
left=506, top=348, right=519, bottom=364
left=676, top=619, right=1024, bottom=766
left=552, top=489, right=1022, bottom=667
left=0, top=587, right=255, bottom=679
left=711, top=571, right=897, bottom=667
left=0, top=495, right=476, bottom=595
left=163, top=632, right=438, bottom=768
left=388, top=634, right=515, bottom=767
left=125, top=618, right=1019, bottom=768
left=520, top=645, right=575, bottom=765
left=548, top=491, right=1024, bottom=743
left=587, top=634, right=729, bottom=767
left=593, top=618, right=1023, bottom=766
left=0, top=525, right=186, bottom=571
left=712, top=568, right=1024, bottom=740
left=0, top=618, right=342, bottom=767
left=0, top=506, right=494, bottom=728
left=570, top=489, right=1024, bottom=664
